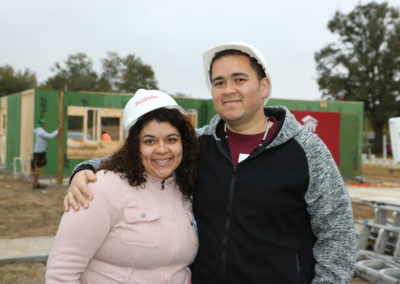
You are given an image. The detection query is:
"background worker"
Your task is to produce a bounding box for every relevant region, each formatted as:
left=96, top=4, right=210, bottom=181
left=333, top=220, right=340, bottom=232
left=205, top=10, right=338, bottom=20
left=31, top=119, right=61, bottom=189
left=64, top=42, right=356, bottom=283
left=101, top=131, right=112, bottom=141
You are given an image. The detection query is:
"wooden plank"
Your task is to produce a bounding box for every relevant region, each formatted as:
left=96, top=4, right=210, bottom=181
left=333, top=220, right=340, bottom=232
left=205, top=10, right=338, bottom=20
left=57, top=92, right=64, bottom=184
left=97, top=108, right=122, bottom=117
left=20, top=90, right=34, bottom=175
left=0, top=97, right=8, bottom=166
left=67, top=106, right=86, bottom=116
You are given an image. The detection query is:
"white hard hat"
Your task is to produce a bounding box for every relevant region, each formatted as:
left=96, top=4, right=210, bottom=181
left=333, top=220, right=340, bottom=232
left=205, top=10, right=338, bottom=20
left=203, top=41, right=272, bottom=104
left=123, top=89, right=184, bottom=138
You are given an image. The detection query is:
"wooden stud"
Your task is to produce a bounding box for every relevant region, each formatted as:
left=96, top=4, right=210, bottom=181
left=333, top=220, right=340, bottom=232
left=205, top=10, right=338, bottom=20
left=57, top=91, right=64, bottom=184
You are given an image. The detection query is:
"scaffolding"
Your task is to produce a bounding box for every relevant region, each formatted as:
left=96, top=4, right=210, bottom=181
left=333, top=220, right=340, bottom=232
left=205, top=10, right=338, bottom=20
left=356, top=200, right=400, bottom=283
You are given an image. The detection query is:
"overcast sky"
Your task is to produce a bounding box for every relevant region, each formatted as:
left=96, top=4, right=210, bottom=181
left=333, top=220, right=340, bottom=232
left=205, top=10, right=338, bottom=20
left=1, top=0, right=398, bottom=101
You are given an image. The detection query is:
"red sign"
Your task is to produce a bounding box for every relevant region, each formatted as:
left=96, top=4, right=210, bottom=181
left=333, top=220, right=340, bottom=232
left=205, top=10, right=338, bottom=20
left=291, top=111, right=341, bottom=166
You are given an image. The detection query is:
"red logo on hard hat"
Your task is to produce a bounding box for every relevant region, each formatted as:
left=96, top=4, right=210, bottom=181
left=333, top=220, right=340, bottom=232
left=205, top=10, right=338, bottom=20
left=135, top=95, right=158, bottom=106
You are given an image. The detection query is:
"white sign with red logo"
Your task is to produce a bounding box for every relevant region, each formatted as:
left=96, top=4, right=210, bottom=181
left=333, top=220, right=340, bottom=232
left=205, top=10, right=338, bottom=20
left=301, top=115, right=319, bottom=133
left=292, top=111, right=341, bottom=166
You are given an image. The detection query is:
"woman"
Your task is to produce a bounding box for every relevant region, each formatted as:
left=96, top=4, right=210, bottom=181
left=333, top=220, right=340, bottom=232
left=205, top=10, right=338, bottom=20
left=46, top=89, right=199, bottom=283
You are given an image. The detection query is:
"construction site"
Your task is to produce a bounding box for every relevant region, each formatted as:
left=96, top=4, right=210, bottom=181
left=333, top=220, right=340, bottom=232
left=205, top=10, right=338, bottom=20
left=0, top=89, right=400, bottom=283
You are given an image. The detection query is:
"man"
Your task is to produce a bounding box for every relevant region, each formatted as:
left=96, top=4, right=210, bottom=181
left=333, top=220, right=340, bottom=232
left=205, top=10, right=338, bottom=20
left=65, top=42, right=356, bottom=283
left=31, top=119, right=61, bottom=189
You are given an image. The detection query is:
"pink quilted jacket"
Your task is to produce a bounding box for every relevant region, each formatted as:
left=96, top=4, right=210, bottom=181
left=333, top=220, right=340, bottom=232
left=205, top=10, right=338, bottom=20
left=46, top=170, right=198, bottom=283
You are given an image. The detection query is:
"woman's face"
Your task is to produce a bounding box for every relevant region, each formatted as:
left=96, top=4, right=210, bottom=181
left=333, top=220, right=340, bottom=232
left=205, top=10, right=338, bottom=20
left=139, top=120, right=183, bottom=179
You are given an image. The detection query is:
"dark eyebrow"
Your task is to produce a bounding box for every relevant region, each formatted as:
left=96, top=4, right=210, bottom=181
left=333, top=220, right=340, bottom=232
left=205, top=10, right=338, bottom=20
left=141, top=133, right=179, bottom=139
left=211, top=76, right=224, bottom=84
left=141, top=134, right=155, bottom=139
left=231, top=72, right=249, bottom=78
left=211, top=73, right=249, bottom=84
left=167, top=133, right=179, bottom=138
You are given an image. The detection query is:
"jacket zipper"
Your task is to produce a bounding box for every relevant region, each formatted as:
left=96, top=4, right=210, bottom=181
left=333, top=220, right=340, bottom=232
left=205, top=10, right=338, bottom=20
left=214, top=139, right=236, bottom=283
left=216, top=135, right=267, bottom=282
left=296, top=252, right=304, bottom=284
left=221, top=168, right=236, bottom=283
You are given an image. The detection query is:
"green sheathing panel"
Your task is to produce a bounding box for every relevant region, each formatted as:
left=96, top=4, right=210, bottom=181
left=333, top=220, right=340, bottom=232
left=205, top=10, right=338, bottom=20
left=340, top=113, right=361, bottom=177
left=65, top=91, right=132, bottom=109
left=200, top=99, right=216, bottom=125
left=34, top=90, right=60, bottom=175
left=268, top=99, right=364, bottom=178
left=175, top=97, right=216, bottom=127
left=6, top=93, right=22, bottom=170
left=63, top=91, right=132, bottom=174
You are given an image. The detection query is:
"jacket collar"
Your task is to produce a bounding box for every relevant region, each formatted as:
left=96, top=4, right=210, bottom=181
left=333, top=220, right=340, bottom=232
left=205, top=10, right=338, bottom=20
left=197, top=105, right=304, bottom=149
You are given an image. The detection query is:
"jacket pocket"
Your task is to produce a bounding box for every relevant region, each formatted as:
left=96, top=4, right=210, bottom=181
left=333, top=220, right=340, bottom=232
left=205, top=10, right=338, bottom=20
left=170, top=266, right=192, bottom=284
left=121, top=207, right=161, bottom=247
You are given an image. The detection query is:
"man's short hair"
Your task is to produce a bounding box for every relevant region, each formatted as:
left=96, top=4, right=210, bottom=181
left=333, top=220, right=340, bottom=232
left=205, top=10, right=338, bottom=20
left=209, top=49, right=267, bottom=82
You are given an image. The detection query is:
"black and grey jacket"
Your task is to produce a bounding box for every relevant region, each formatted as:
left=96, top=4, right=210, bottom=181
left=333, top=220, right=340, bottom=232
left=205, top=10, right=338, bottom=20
left=191, top=106, right=356, bottom=284
left=72, top=105, right=356, bottom=284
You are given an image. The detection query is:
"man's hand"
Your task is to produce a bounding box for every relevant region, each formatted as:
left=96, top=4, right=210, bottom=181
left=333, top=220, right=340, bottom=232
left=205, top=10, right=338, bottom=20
left=64, top=170, right=97, bottom=212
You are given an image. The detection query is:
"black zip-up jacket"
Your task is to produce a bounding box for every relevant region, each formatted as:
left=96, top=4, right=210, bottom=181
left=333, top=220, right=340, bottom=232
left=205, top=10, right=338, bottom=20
left=191, top=106, right=356, bottom=284
left=72, top=106, right=356, bottom=284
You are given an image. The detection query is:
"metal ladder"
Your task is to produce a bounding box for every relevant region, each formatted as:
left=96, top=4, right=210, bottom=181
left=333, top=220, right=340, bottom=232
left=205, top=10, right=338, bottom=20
left=355, top=200, right=400, bottom=283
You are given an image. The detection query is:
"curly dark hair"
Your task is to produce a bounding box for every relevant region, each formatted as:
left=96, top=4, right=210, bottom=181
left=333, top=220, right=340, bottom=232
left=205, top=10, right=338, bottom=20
left=97, top=108, right=198, bottom=200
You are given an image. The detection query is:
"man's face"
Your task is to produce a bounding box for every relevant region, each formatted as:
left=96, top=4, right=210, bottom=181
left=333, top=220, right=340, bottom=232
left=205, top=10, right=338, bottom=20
left=210, top=55, right=269, bottom=130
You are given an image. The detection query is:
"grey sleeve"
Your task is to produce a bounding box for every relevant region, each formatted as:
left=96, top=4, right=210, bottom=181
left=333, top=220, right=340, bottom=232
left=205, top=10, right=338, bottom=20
left=71, top=156, right=110, bottom=175
left=300, top=133, right=356, bottom=284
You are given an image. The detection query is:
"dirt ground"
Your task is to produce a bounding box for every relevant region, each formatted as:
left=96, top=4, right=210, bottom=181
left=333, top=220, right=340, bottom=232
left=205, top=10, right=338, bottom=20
left=0, top=172, right=66, bottom=284
left=0, top=171, right=382, bottom=283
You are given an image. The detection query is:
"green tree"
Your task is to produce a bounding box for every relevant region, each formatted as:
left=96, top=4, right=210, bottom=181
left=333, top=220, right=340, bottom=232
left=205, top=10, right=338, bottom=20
left=174, top=92, right=191, bottom=98
left=41, top=53, right=99, bottom=91
left=100, top=51, right=158, bottom=93
left=315, top=2, right=400, bottom=153
left=98, top=51, right=121, bottom=92
left=0, top=65, right=37, bottom=96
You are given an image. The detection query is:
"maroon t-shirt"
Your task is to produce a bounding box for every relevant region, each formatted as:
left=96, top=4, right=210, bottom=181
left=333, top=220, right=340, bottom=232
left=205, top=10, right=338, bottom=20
left=226, top=116, right=278, bottom=166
